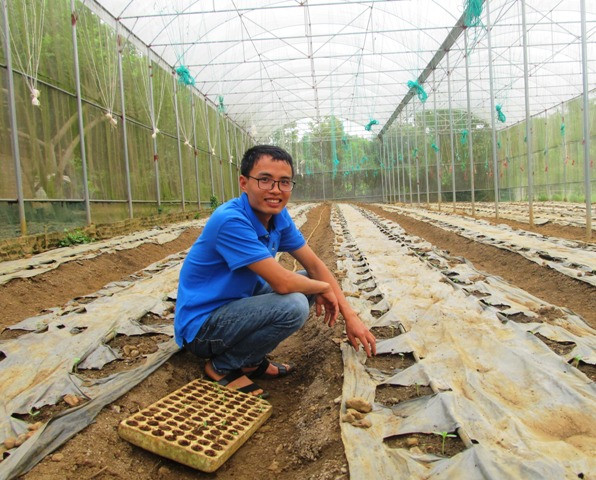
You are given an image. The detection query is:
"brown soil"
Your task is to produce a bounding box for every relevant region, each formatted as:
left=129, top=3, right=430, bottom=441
left=1, top=200, right=594, bottom=479
left=384, top=431, right=466, bottom=458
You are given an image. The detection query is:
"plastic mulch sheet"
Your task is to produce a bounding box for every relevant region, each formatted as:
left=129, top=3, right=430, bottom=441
left=380, top=204, right=596, bottom=287
left=333, top=204, right=596, bottom=480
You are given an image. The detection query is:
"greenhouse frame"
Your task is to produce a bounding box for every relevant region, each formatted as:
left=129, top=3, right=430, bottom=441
left=1, top=0, right=594, bottom=239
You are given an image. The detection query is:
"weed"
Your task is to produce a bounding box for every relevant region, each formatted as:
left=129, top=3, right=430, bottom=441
left=58, top=229, right=93, bottom=247
left=433, top=431, right=457, bottom=455
left=210, top=195, right=220, bottom=210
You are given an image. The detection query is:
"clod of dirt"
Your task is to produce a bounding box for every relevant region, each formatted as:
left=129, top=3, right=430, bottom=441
left=345, top=397, right=372, bottom=413
left=405, top=437, right=419, bottom=446
left=3, top=437, right=16, bottom=449
left=14, top=433, right=28, bottom=447
left=63, top=394, right=81, bottom=406
left=27, top=421, right=43, bottom=431
left=351, top=418, right=372, bottom=429
left=341, top=408, right=365, bottom=424
left=51, top=453, right=64, bottom=462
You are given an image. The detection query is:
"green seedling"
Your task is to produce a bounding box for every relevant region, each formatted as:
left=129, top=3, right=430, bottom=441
left=71, top=357, right=81, bottom=373
left=415, top=382, right=420, bottom=397
left=433, top=431, right=457, bottom=455
left=398, top=352, right=405, bottom=365
left=572, top=355, right=582, bottom=368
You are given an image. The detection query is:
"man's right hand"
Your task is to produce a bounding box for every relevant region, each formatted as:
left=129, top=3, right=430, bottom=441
left=315, top=286, right=339, bottom=327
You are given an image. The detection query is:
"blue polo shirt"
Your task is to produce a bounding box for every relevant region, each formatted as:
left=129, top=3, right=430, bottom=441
left=174, top=193, right=306, bottom=347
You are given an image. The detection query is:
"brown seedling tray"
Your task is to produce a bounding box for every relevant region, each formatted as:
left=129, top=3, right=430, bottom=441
left=118, top=378, right=272, bottom=472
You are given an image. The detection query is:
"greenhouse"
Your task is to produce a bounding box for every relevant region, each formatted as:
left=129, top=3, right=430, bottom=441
left=0, top=1, right=595, bottom=479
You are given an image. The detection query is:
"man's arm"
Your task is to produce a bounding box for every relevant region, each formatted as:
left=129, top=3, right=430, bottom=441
left=290, top=244, right=376, bottom=357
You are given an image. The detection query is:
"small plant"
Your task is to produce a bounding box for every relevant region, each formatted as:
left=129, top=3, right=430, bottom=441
left=71, top=357, right=81, bottom=373
left=415, top=382, right=420, bottom=397
left=433, top=431, right=457, bottom=455
left=58, top=229, right=93, bottom=247
left=572, top=355, right=582, bottom=368
left=210, top=195, right=220, bottom=210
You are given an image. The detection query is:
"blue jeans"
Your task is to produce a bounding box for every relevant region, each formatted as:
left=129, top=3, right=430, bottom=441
left=185, top=271, right=315, bottom=374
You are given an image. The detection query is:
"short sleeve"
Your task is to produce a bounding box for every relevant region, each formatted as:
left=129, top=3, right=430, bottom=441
left=278, top=210, right=306, bottom=252
left=215, top=216, right=272, bottom=270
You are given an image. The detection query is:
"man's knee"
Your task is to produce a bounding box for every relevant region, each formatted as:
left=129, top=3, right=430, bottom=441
left=282, top=292, right=310, bottom=328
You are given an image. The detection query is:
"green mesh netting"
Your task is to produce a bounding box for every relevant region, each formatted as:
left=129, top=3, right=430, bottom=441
left=496, top=104, right=506, bottom=123
left=464, top=0, right=483, bottom=27
left=407, top=80, right=428, bottom=103
left=175, top=65, right=195, bottom=86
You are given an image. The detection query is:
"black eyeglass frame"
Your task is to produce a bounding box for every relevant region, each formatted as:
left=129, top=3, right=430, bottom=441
left=247, top=175, right=296, bottom=192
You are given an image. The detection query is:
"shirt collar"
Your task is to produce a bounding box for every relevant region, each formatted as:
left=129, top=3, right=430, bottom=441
left=240, top=192, right=289, bottom=236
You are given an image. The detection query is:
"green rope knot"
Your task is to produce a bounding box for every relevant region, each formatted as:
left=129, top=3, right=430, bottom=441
left=496, top=104, right=506, bottom=123
left=431, top=142, right=439, bottom=152
left=464, top=0, right=483, bottom=27
left=175, top=65, right=195, bottom=86
left=364, top=118, right=378, bottom=131
left=412, top=148, right=418, bottom=157
left=407, top=80, right=428, bottom=103
left=217, top=95, right=225, bottom=113
left=560, top=123, right=566, bottom=137
left=460, top=129, right=469, bottom=145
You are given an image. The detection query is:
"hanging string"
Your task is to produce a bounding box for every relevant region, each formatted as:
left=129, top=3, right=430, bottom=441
left=496, top=104, right=506, bottom=123
left=407, top=80, right=428, bottom=103
left=9, top=1, right=46, bottom=106
left=364, top=118, right=378, bottom=131
left=464, top=0, right=483, bottom=27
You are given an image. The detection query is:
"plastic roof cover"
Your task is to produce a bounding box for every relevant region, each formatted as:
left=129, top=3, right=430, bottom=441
left=89, top=0, right=595, bottom=139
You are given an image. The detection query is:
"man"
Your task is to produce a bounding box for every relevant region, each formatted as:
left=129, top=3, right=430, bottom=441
left=175, top=145, right=376, bottom=396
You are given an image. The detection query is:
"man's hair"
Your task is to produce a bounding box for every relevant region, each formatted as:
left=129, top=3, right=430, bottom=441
left=240, top=145, right=294, bottom=177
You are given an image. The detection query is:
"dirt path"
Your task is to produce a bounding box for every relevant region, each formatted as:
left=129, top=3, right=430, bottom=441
left=19, top=203, right=348, bottom=480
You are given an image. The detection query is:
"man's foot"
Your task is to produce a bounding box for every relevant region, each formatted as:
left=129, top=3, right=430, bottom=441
left=205, top=361, right=267, bottom=397
left=243, top=358, right=294, bottom=379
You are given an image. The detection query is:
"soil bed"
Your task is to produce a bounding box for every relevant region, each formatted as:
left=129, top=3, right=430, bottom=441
left=1, top=201, right=594, bottom=478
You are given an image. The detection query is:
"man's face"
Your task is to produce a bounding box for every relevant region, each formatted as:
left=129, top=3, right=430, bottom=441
left=239, top=154, right=293, bottom=226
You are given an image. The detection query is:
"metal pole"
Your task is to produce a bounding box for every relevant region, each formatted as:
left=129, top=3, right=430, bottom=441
left=2, top=0, right=27, bottom=235
left=320, top=137, right=326, bottom=201
left=393, top=129, right=400, bottom=203
left=116, top=29, right=133, bottom=218
left=464, top=28, right=476, bottom=217
left=172, top=76, right=186, bottom=212
left=406, top=105, right=413, bottom=204
left=447, top=50, right=456, bottom=212
left=147, top=46, right=161, bottom=212
left=204, top=101, right=216, bottom=197
left=390, top=129, right=396, bottom=203
left=225, top=120, right=235, bottom=199
left=400, top=119, right=406, bottom=202
left=423, top=100, right=430, bottom=206
left=521, top=0, right=534, bottom=226
left=434, top=68, right=441, bottom=209
left=380, top=141, right=386, bottom=202
left=216, top=114, right=225, bottom=202
left=580, top=0, right=592, bottom=241
left=414, top=101, right=421, bottom=205
left=191, top=94, right=201, bottom=209
left=486, top=0, right=500, bottom=218
left=70, top=1, right=92, bottom=225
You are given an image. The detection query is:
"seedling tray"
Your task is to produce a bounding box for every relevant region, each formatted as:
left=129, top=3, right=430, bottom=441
left=118, top=378, right=272, bottom=472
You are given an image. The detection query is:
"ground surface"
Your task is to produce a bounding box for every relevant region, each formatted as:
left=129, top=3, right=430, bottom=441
left=1, top=202, right=594, bottom=479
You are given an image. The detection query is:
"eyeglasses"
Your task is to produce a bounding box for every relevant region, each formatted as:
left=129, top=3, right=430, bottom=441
left=248, top=176, right=296, bottom=192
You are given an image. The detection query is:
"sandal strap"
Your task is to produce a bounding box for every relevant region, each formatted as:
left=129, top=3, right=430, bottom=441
left=216, top=369, right=244, bottom=387
left=247, top=358, right=270, bottom=379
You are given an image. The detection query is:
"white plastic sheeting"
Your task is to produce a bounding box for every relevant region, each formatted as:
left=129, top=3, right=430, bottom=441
left=426, top=201, right=595, bottom=228
left=0, top=219, right=206, bottom=285
left=379, top=204, right=596, bottom=286
left=333, top=204, right=595, bottom=480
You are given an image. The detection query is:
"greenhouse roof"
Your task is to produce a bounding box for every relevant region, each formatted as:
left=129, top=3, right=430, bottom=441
left=91, top=0, right=595, bottom=140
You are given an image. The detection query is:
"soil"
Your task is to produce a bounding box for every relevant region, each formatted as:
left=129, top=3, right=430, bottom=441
left=0, top=201, right=594, bottom=479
